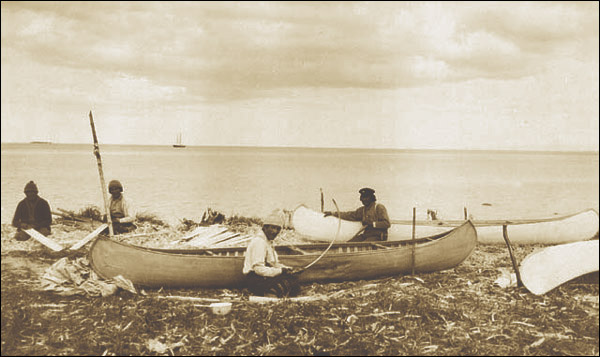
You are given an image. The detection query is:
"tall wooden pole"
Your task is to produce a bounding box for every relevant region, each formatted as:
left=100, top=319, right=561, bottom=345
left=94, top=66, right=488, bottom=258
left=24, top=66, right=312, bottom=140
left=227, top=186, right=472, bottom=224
left=411, top=207, right=416, bottom=275
left=89, top=111, right=114, bottom=237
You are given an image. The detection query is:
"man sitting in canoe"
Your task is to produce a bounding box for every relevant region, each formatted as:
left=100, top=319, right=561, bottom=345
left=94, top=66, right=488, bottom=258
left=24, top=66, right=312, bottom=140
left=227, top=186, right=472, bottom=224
left=11, top=181, right=52, bottom=241
left=102, top=180, right=137, bottom=235
left=324, top=187, right=391, bottom=242
left=243, top=211, right=301, bottom=298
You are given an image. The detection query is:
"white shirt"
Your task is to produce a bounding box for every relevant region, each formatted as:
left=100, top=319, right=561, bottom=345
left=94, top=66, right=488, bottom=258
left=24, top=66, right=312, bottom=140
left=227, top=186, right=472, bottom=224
left=243, top=232, right=288, bottom=277
left=109, top=195, right=135, bottom=223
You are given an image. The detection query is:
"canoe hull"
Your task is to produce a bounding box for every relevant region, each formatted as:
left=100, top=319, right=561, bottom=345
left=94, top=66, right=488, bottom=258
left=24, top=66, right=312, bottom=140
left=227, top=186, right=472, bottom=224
left=520, top=240, right=599, bottom=295
left=293, top=205, right=599, bottom=245
left=89, top=221, right=477, bottom=288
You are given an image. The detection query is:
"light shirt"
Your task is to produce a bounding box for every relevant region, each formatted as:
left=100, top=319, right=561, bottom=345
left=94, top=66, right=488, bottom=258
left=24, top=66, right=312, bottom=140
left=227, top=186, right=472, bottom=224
left=243, top=232, right=286, bottom=277
left=109, top=195, right=135, bottom=223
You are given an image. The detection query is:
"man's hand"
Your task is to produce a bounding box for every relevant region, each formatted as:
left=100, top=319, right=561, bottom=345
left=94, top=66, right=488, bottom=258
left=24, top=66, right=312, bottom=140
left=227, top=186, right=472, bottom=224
left=20, top=223, right=32, bottom=230
left=282, top=267, right=302, bottom=275
left=362, top=221, right=373, bottom=228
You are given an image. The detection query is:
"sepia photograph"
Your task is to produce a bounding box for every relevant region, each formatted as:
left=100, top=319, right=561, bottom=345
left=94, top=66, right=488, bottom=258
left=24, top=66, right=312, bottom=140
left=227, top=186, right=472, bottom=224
left=1, top=1, right=598, bottom=355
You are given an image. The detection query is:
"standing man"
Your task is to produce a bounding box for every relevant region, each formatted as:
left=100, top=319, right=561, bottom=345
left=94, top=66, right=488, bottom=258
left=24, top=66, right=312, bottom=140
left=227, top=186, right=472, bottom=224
left=12, top=181, right=52, bottom=241
left=243, top=211, right=301, bottom=297
left=105, top=180, right=137, bottom=234
left=324, top=187, right=391, bottom=242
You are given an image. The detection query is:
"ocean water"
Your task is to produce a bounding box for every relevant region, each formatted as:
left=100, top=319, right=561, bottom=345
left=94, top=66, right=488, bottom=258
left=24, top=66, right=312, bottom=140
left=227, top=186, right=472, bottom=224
left=1, top=143, right=598, bottom=226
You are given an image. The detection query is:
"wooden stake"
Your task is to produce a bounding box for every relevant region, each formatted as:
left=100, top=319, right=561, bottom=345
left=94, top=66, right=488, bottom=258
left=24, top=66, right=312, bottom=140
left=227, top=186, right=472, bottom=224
left=502, top=224, right=523, bottom=287
left=320, top=188, right=324, bottom=212
left=464, top=207, right=468, bottom=220
left=411, top=207, right=416, bottom=275
left=89, top=111, right=114, bottom=237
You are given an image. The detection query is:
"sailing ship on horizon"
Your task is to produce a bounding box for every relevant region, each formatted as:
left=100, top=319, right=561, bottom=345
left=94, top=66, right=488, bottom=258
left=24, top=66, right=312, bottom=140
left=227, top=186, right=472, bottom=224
left=173, top=132, right=186, bottom=148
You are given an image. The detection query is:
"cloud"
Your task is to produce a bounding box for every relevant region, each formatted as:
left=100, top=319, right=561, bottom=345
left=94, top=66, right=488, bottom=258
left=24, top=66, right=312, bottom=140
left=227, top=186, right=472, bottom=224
left=3, top=1, right=597, bottom=103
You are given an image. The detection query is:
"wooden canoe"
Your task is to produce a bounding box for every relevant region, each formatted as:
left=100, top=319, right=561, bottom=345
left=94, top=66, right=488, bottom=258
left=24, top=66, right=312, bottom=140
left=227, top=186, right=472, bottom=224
left=88, top=221, right=477, bottom=288
left=520, top=240, right=599, bottom=295
left=292, top=205, right=599, bottom=245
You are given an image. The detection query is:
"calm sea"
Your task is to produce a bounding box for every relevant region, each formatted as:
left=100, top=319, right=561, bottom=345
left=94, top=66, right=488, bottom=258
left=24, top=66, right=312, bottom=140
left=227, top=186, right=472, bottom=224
left=1, top=143, right=598, bottom=226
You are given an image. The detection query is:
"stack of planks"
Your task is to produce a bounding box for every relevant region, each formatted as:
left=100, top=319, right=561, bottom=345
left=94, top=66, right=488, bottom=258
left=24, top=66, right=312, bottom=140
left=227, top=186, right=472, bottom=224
left=176, top=225, right=253, bottom=248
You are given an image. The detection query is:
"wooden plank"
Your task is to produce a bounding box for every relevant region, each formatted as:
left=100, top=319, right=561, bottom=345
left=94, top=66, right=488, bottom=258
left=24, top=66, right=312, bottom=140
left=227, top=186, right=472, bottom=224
left=23, top=228, right=64, bottom=251
left=370, top=243, right=391, bottom=250
left=180, top=226, right=210, bottom=241
left=288, top=246, right=310, bottom=255
left=157, top=295, right=221, bottom=302
left=212, top=236, right=252, bottom=248
left=70, top=223, right=109, bottom=250
left=248, top=294, right=329, bottom=304
left=52, top=210, right=87, bottom=222
left=187, top=227, right=229, bottom=245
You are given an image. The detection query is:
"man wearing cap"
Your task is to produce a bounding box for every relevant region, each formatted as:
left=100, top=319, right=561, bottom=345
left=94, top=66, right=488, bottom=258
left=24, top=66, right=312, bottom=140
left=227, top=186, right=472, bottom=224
left=11, top=181, right=52, bottom=241
left=324, top=187, right=391, bottom=242
left=243, top=210, right=301, bottom=298
left=105, top=180, right=137, bottom=234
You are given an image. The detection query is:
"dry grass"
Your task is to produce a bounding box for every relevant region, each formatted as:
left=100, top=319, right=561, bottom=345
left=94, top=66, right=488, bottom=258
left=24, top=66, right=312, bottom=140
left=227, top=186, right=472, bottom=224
left=1, top=218, right=598, bottom=356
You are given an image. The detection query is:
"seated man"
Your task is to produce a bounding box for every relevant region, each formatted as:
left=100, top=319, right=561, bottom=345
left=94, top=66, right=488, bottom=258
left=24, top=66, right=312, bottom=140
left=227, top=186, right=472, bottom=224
left=243, top=211, right=301, bottom=298
left=12, top=181, right=52, bottom=241
left=324, top=187, right=391, bottom=242
left=104, top=180, right=137, bottom=234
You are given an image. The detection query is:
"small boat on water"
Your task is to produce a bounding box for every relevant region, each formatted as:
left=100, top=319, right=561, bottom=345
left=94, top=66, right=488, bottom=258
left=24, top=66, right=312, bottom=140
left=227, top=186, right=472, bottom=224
left=293, top=205, right=599, bottom=245
left=172, top=132, right=186, bottom=148
left=89, top=221, right=477, bottom=288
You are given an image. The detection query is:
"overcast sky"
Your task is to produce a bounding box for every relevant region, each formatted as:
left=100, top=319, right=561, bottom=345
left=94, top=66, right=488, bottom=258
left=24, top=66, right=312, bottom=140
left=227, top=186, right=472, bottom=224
left=1, top=1, right=598, bottom=151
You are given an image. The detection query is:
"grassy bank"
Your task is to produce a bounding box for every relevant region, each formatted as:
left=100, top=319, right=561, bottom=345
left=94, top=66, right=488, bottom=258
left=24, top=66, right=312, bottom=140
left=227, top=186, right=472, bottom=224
left=1, top=212, right=598, bottom=356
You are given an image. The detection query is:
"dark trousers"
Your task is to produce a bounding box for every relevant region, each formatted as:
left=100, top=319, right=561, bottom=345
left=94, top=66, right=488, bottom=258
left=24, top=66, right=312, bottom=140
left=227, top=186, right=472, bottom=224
left=244, top=271, right=301, bottom=298
left=101, top=222, right=137, bottom=235
left=348, top=230, right=388, bottom=242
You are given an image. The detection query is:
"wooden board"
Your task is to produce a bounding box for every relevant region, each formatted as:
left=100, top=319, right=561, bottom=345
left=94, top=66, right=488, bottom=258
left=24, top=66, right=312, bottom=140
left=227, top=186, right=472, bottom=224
left=70, top=223, right=109, bottom=250
left=520, top=240, right=599, bottom=295
left=23, top=228, right=64, bottom=251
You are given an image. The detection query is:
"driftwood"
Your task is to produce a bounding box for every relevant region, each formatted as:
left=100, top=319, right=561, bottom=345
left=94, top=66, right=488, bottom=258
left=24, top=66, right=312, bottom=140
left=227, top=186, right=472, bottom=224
left=248, top=294, right=329, bottom=304
left=157, top=295, right=222, bottom=303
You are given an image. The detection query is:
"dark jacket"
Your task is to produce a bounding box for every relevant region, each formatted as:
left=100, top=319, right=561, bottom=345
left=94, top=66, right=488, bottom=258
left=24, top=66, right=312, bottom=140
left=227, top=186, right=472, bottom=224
left=338, top=202, right=391, bottom=240
left=12, top=197, right=52, bottom=232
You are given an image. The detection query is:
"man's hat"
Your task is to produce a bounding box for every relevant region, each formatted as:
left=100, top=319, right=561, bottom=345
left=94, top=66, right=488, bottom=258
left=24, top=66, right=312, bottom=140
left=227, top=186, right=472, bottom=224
left=24, top=181, right=38, bottom=193
left=263, top=210, right=283, bottom=227
left=359, top=187, right=375, bottom=197
left=108, top=180, right=123, bottom=192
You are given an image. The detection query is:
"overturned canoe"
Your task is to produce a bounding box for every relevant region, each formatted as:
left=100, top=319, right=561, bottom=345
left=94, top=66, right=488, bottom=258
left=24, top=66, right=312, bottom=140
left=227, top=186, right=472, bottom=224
left=292, top=204, right=451, bottom=242
left=293, top=205, right=599, bottom=245
left=89, top=221, right=477, bottom=288
left=520, top=240, right=599, bottom=295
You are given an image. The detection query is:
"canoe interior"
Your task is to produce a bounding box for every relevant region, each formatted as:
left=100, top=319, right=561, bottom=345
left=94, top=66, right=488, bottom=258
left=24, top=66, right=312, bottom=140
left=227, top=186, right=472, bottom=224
left=137, top=228, right=454, bottom=256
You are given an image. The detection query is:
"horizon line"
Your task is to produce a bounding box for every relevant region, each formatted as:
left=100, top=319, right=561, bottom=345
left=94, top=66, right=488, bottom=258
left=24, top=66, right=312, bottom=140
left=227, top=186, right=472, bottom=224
left=2, top=141, right=598, bottom=154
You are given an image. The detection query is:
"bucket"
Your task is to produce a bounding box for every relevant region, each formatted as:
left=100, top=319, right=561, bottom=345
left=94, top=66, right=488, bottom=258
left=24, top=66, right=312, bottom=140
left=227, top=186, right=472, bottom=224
left=209, top=302, right=232, bottom=315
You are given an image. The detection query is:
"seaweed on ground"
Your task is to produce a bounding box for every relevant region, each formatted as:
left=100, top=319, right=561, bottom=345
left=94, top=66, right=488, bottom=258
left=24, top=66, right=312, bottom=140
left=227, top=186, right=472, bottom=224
left=1, top=210, right=598, bottom=356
